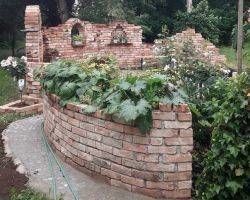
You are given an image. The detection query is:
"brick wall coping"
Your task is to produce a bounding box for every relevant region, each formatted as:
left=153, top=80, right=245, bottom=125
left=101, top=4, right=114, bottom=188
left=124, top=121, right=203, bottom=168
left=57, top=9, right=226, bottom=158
left=43, top=93, right=193, bottom=199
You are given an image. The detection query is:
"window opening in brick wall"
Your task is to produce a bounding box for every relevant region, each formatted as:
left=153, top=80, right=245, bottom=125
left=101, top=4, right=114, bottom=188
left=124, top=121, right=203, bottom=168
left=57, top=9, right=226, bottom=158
left=111, top=24, right=128, bottom=45
left=71, top=23, right=84, bottom=47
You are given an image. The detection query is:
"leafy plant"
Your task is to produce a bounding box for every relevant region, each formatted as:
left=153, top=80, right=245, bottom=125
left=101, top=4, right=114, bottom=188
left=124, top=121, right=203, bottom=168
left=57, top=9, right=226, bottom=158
left=195, top=74, right=250, bottom=200
left=72, top=34, right=83, bottom=42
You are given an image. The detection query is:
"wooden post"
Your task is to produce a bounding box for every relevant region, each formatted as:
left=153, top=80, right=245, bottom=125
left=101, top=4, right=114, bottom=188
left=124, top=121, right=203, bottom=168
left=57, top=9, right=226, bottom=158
left=237, top=0, right=244, bottom=73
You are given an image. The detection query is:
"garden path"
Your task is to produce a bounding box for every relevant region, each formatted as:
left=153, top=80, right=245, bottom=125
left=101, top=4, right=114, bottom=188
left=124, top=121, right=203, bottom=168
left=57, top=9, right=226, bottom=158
left=2, top=116, right=157, bottom=200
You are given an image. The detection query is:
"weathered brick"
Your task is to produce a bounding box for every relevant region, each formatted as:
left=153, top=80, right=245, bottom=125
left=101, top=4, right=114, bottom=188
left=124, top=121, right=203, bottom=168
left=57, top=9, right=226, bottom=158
left=131, top=170, right=163, bottom=181
left=146, top=163, right=175, bottom=172
left=181, top=145, right=193, bottom=153
left=113, top=148, right=134, bottom=159
left=179, top=128, right=193, bottom=137
left=101, top=168, right=121, bottom=180
left=178, top=163, right=192, bottom=172
left=152, top=111, right=175, bottom=120
left=132, top=135, right=150, bottom=145
left=165, top=137, right=193, bottom=146
left=146, top=181, right=174, bottom=190
left=177, top=112, right=192, bottom=121
left=164, top=172, right=192, bottom=181
left=164, top=121, right=192, bottom=129
left=162, top=154, right=192, bottom=163
left=178, top=180, right=192, bottom=189
left=150, top=129, right=178, bottom=138
left=148, top=146, right=176, bottom=154
left=121, top=175, right=144, bottom=187
left=136, top=153, right=159, bottom=163
left=105, top=121, right=124, bottom=133
left=102, top=137, right=122, bottom=148
left=150, top=138, right=163, bottom=146
left=159, top=103, right=172, bottom=112
left=123, top=141, right=147, bottom=153
left=111, top=163, right=131, bottom=176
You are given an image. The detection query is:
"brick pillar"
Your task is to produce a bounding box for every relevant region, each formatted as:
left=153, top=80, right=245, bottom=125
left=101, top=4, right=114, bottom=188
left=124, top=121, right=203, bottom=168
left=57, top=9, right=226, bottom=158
left=24, top=5, right=43, bottom=98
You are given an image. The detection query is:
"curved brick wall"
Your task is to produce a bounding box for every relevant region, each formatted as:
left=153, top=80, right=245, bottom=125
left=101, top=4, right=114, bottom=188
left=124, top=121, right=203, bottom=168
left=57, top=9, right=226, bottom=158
left=43, top=94, right=193, bottom=199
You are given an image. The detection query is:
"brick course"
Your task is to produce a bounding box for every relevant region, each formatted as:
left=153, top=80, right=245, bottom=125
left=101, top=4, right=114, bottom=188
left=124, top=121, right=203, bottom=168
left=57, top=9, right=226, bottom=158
left=43, top=94, right=193, bottom=199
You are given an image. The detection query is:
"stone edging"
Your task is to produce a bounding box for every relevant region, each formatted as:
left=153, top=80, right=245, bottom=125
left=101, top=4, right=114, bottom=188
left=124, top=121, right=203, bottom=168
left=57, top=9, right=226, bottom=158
left=43, top=94, right=193, bottom=199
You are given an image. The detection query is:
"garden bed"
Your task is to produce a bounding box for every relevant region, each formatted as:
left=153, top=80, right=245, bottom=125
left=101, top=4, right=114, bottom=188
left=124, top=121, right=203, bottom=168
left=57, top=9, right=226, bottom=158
left=0, top=95, right=43, bottom=116
left=43, top=93, right=193, bottom=199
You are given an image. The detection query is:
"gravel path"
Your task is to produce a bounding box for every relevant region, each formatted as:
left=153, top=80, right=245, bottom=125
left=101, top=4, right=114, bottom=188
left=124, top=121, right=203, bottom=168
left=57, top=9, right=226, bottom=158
left=2, top=116, right=156, bottom=200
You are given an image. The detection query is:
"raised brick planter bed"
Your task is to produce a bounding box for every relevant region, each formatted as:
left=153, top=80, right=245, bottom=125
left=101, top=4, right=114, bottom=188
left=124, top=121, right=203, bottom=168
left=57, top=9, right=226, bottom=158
left=0, top=95, right=43, bottom=116
left=43, top=94, right=193, bottom=199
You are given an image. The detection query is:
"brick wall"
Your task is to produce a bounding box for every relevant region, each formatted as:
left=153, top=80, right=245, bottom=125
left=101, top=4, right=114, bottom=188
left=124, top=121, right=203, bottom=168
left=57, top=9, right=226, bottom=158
left=43, top=94, right=193, bottom=199
left=155, top=28, right=226, bottom=65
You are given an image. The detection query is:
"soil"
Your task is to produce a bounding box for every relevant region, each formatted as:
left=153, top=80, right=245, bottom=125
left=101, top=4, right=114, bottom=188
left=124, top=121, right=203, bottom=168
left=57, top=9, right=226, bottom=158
left=0, top=125, right=28, bottom=200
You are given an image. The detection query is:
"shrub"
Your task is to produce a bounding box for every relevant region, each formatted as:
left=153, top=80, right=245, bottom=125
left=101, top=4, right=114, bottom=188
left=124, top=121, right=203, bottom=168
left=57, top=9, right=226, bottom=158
left=173, top=0, right=220, bottom=44
left=195, top=74, right=250, bottom=199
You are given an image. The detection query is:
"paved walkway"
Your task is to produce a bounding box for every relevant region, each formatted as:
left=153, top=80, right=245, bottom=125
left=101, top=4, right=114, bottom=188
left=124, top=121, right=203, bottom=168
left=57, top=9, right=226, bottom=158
left=2, top=116, right=156, bottom=200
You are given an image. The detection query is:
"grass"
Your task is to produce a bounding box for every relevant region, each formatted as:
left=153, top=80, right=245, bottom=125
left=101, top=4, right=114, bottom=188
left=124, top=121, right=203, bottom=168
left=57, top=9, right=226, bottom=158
left=219, top=34, right=250, bottom=69
left=10, top=188, right=57, bottom=200
left=0, top=69, right=19, bottom=106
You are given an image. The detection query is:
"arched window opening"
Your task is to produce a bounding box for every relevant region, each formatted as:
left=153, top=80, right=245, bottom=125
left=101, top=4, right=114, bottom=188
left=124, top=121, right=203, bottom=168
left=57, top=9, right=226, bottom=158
left=71, top=23, right=84, bottom=47
left=111, top=25, right=128, bottom=44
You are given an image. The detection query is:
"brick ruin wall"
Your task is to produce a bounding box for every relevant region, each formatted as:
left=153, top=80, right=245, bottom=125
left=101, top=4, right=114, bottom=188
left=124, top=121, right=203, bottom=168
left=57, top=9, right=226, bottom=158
left=154, top=29, right=226, bottom=65
left=44, top=93, right=193, bottom=199
left=24, top=5, right=226, bottom=97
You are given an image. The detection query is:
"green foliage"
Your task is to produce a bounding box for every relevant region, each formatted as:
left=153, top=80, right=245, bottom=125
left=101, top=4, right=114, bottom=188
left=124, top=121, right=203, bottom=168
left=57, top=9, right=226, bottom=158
left=39, top=57, right=185, bottom=133
left=0, top=69, right=19, bottom=106
left=173, top=0, right=220, bottom=44
left=10, top=188, right=61, bottom=200
left=195, top=74, right=250, bottom=200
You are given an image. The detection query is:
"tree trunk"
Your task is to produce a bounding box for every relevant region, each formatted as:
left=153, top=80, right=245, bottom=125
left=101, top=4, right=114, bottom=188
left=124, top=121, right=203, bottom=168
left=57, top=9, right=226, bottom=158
left=57, top=0, right=69, bottom=23
left=187, top=0, right=193, bottom=13
left=11, top=31, right=16, bottom=56
left=237, top=0, right=244, bottom=73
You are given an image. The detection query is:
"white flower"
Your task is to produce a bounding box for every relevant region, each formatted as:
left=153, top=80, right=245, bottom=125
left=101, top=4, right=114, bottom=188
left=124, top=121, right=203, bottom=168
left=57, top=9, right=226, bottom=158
left=21, top=56, right=27, bottom=62
left=164, top=65, right=170, bottom=71
left=12, top=61, right=17, bottom=67
left=1, top=60, right=7, bottom=67
left=7, top=56, right=13, bottom=62
left=4, top=59, right=11, bottom=66
left=171, top=58, right=177, bottom=63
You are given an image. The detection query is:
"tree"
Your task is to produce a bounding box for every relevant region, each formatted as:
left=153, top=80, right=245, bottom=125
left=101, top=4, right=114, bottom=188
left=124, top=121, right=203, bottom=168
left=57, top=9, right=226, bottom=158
left=187, top=0, right=193, bottom=13
left=237, top=0, right=244, bottom=73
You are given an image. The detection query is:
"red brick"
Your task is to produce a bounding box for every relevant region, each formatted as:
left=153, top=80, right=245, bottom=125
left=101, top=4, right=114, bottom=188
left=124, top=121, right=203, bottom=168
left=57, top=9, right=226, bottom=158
left=63, top=109, right=74, bottom=117
left=178, top=180, right=192, bottom=189
left=86, top=131, right=102, bottom=141
left=101, top=168, right=121, bottom=180
left=150, top=129, right=178, bottom=138
left=113, top=148, right=134, bottom=159
left=121, top=175, right=144, bottom=187
left=74, top=112, right=87, bottom=121
left=165, top=137, right=193, bottom=145
left=131, top=170, right=163, bottom=181
left=132, top=135, right=150, bottom=144
left=173, top=104, right=190, bottom=113
left=181, top=145, right=193, bottom=153
left=78, top=151, right=92, bottom=162
left=148, top=146, right=176, bottom=154
left=159, top=103, right=172, bottom=112
left=146, top=163, right=175, bottom=172
left=95, top=142, right=113, bottom=153
left=136, top=153, right=159, bottom=163
left=61, top=121, right=71, bottom=130
left=162, top=154, right=192, bottom=163
left=103, top=137, right=122, bottom=148
left=105, top=121, right=124, bottom=133
left=123, top=141, right=147, bottom=153
left=152, top=120, right=163, bottom=128
left=123, top=125, right=140, bottom=135
left=178, top=163, right=192, bottom=172
left=164, top=172, right=192, bottom=181
left=164, top=121, right=191, bottom=129
left=152, top=111, right=175, bottom=120
left=68, top=117, right=80, bottom=127
left=146, top=181, right=174, bottom=190
left=111, top=163, right=131, bottom=176
left=179, top=128, right=193, bottom=137
left=72, top=127, right=86, bottom=137
left=150, top=138, right=163, bottom=146
left=177, top=112, right=192, bottom=121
